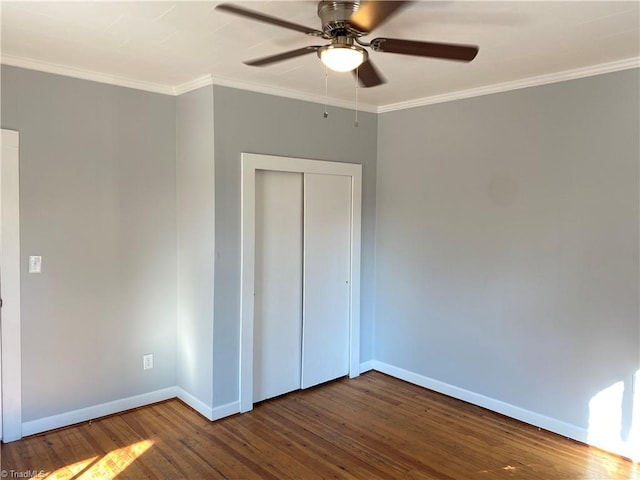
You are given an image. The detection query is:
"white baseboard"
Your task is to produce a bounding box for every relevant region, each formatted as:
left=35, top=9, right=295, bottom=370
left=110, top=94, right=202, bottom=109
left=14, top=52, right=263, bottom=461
left=21, top=387, right=178, bottom=437
left=371, top=361, right=589, bottom=444
left=20, top=387, right=237, bottom=438
left=359, top=360, right=374, bottom=373
left=212, top=401, right=240, bottom=421
left=175, top=388, right=214, bottom=421
left=17, top=365, right=633, bottom=459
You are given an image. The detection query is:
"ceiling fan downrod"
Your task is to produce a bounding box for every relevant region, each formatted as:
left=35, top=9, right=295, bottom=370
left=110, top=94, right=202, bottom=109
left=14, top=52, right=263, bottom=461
left=317, top=1, right=364, bottom=38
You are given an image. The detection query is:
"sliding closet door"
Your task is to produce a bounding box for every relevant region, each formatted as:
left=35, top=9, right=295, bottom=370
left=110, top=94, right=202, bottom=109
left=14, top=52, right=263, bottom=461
left=302, top=173, right=352, bottom=389
left=254, top=170, right=303, bottom=402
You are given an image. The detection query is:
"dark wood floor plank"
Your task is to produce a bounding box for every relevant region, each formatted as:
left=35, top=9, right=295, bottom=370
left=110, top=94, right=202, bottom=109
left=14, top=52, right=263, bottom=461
left=273, top=397, right=443, bottom=477
left=1, top=371, right=637, bottom=479
left=258, top=403, right=403, bottom=479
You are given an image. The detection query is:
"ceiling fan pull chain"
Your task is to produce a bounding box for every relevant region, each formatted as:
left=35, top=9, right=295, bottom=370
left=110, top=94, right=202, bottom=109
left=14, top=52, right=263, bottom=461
left=323, top=66, right=329, bottom=118
left=354, top=67, right=359, bottom=128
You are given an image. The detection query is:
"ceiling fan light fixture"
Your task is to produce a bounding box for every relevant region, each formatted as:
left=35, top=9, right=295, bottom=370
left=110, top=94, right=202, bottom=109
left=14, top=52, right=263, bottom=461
left=318, top=44, right=367, bottom=72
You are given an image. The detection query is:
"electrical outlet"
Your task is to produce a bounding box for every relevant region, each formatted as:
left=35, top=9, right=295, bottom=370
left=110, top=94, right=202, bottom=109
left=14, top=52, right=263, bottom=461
left=143, top=353, right=153, bottom=370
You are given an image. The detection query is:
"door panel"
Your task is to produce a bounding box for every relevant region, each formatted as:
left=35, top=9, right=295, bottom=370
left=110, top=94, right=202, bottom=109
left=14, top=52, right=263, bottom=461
left=302, top=173, right=352, bottom=389
left=253, top=170, right=303, bottom=402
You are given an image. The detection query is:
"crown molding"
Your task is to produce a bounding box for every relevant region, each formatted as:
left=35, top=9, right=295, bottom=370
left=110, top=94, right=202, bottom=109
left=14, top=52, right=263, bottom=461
left=174, top=73, right=378, bottom=113
left=377, top=56, right=640, bottom=113
left=172, top=74, right=214, bottom=96
left=1, top=55, right=377, bottom=112
left=3, top=54, right=638, bottom=114
left=1, top=54, right=175, bottom=95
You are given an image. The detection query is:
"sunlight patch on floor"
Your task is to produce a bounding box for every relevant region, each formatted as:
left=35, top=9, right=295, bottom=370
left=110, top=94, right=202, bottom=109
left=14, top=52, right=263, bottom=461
left=44, top=439, right=154, bottom=480
left=476, top=464, right=524, bottom=475
left=42, top=457, right=99, bottom=480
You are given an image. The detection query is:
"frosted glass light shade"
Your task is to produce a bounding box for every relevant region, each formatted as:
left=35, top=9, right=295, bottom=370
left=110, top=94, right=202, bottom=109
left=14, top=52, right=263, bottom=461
left=318, top=45, right=366, bottom=72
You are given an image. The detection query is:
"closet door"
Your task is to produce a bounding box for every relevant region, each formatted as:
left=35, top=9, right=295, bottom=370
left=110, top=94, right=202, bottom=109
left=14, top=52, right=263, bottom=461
left=253, top=170, right=303, bottom=402
left=302, top=173, right=352, bottom=389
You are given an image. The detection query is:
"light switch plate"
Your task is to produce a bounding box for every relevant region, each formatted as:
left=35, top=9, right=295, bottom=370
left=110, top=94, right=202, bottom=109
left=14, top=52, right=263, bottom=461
left=28, top=255, right=42, bottom=273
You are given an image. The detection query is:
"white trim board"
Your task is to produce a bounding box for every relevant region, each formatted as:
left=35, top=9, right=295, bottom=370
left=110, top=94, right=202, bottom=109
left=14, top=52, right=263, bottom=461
left=1, top=55, right=175, bottom=95
left=377, top=57, right=640, bottom=113
left=12, top=360, right=632, bottom=460
left=21, top=387, right=178, bottom=438
left=175, top=388, right=214, bottom=421
left=173, top=74, right=215, bottom=96
left=0, top=55, right=377, bottom=113
left=368, top=361, right=640, bottom=459
left=359, top=360, right=374, bottom=373
left=1, top=129, right=22, bottom=442
left=19, top=387, right=238, bottom=439
left=240, top=153, right=362, bottom=413
left=175, top=73, right=378, bottom=113
left=2, top=54, right=637, bottom=112
left=175, top=395, right=239, bottom=421
left=212, top=401, right=241, bottom=421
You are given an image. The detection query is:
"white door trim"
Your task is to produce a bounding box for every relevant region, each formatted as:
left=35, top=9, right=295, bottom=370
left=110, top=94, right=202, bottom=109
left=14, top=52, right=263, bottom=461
left=240, top=153, right=362, bottom=413
left=1, top=129, right=22, bottom=442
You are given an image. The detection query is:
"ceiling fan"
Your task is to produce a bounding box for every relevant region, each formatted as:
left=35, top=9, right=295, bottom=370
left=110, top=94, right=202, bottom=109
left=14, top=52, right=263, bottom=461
left=216, top=1, right=479, bottom=88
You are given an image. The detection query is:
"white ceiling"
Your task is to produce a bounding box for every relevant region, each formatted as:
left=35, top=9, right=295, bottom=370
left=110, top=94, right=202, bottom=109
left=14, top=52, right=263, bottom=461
left=1, top=1, right=639, bottom=110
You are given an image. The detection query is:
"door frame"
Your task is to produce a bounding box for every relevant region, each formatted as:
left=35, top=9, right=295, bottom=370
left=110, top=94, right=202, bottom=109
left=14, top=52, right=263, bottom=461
left=1, top=129, right=22, bottom=442
left=240, top=153, right=362, bottom=413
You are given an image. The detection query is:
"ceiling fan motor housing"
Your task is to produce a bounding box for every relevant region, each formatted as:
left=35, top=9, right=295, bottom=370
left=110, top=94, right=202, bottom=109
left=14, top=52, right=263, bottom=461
left=317, top=1, right=365, bottom=37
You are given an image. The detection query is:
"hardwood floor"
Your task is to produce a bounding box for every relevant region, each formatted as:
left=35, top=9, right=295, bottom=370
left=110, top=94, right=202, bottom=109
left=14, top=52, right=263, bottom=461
left=1, top=371, right=637, bottom=479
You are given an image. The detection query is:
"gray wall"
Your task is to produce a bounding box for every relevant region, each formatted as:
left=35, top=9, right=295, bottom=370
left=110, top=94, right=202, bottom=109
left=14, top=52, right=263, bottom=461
left=212, top=86, right=378, bottom=407
left=1, top=66, right=177, bottom=421
left=5, top=60, right=635, bottom=443
left=375, top=69, right=639, bottom=430
left=176, top=85, right=215, bottom=409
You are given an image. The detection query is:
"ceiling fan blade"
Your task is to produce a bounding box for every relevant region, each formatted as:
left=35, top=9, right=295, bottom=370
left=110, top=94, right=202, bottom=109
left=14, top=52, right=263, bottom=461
left=353, top=59, right=386, bottom=88
left=245, top=46, right=321, bottom=67
left=348, top=1, right=412, bottom=33
left=371, top=38, right=479, bottom=61
left=216, top=4, right=323, bottom=36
